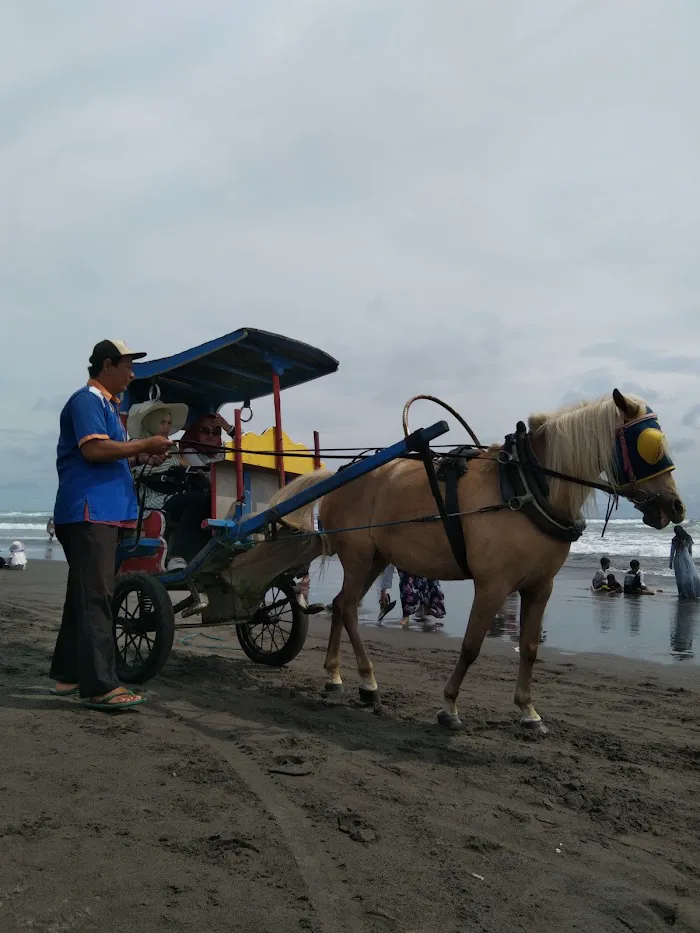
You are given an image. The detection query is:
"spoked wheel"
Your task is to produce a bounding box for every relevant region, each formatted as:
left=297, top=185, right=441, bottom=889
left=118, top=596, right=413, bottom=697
left=236, top=579, right=308, bottom=667
left=113, top=573, right=175, bottom=684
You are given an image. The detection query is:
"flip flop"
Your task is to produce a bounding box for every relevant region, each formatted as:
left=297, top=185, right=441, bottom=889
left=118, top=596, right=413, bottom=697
left=378, top=599, right=396, bottom=622
left=50, top=685, right=79, bottom=696
left=81, top=688, right=147, bottom=712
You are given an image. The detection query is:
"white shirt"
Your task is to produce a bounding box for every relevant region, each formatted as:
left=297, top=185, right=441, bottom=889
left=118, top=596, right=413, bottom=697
left=377, top=565, right=394, bottom=593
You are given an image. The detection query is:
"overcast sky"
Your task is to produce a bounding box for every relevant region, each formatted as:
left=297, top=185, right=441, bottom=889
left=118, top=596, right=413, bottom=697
left=1, top=1, right=699, bottom=515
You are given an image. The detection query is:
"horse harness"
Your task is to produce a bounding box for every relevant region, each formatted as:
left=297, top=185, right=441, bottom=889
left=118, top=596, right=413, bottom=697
left=415, top=422, right=592, bottom=578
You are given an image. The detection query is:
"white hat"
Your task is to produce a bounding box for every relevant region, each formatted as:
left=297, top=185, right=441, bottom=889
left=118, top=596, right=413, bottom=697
left=126, top=400, right=188, bottom=439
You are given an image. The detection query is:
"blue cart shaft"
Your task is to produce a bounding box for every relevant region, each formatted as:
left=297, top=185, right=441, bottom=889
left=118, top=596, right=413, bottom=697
left=120, top=420, right=449, bottom=584
left=206, top=420, right=450, bottom=540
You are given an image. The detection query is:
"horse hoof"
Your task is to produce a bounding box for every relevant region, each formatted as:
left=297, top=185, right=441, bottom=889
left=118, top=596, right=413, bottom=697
left=325, top=681, right=344, bottom=694
left=358, top=686, right=380, bottom=706
left=437, top=710, right=463, bottom=731
left=521, top=717, right=548, bottom=736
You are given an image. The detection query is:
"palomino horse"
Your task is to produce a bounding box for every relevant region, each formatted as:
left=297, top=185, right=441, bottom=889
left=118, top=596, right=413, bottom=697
left=269, top=390, right=684, bottom=733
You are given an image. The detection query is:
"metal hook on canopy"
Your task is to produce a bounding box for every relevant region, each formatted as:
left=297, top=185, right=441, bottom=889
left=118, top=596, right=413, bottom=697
left=402, top=394, right=482, bottom=448
left=240, top=398, right=253, bottom=423
left=148, top=383, right=161, bottom=402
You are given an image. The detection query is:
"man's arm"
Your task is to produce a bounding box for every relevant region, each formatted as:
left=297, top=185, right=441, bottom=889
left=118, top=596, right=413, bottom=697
left=81, top=437, right=170, bottom=464
left=70, top=392, right=172, bottom=464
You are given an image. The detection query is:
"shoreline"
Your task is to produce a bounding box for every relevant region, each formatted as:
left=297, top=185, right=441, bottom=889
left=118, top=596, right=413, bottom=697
left=2, top=560, right=698, bottom=674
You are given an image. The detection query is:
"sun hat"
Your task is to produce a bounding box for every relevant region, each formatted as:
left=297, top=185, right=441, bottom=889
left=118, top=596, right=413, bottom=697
left=126, top=400, right=188, bottom=439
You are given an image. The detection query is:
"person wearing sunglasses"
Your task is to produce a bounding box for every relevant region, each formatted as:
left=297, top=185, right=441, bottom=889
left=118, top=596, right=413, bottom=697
left=163, top=413, right=233, bottom=570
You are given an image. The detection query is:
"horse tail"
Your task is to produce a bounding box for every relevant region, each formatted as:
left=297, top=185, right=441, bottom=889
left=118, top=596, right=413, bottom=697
left=268, top=469, right=334, bottom=558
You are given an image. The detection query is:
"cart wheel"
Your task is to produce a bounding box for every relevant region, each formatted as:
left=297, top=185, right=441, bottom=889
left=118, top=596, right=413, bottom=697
left=236, top=579, right=308, bottom=667
left=113, top=573, right=175, bottom=684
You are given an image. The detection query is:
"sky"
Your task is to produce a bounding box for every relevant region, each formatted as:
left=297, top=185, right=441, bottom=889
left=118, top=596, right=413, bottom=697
left=1, top=0, right=699, bottom=516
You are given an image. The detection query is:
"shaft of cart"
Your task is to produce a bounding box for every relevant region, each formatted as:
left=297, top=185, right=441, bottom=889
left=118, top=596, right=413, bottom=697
left=206, top=420, right=450, bottom=540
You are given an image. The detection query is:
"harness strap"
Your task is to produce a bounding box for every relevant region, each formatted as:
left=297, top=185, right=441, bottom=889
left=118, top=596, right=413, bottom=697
left=443, top=458, right=470, bottom=577
left=415, top=438, right=470, bottom=577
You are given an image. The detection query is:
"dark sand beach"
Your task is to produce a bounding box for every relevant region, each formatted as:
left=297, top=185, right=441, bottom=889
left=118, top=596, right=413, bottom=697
left=1, top=561, right=699, bottom=932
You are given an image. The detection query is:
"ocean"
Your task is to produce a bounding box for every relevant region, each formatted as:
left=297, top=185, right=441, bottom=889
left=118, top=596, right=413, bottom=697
left=2, top=512, right=694, bottom=571
left=3, top=512, right=699, bottom=665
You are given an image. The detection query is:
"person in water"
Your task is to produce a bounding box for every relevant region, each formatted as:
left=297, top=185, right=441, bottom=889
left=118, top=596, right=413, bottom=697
left=669, top=525, right=700, bottom=598
left=591, top=557, right=611, bottom=590
left=623, top=560, right=654, bottom=596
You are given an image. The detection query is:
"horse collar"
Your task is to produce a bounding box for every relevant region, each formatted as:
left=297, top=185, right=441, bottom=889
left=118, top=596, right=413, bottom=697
left=498, top=423, right=586, bottom=544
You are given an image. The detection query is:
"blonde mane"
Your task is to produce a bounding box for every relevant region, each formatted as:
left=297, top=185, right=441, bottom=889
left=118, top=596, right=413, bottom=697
left=527, top=394, right=647, bottom=519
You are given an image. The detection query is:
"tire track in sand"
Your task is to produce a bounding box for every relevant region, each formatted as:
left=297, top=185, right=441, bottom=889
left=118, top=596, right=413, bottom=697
left=153, top=696, right=364, bottom=933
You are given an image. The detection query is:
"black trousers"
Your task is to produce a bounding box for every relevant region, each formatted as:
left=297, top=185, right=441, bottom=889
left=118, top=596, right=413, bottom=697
left=50, top=522, right=120, bottom=698
left=162, top=491, right=211, bottom=563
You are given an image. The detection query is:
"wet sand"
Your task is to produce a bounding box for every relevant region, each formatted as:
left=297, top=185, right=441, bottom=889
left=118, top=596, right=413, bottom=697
left=1, top=562, right=699, bottom=933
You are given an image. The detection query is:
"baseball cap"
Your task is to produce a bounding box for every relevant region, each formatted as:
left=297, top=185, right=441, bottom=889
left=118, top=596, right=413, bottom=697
left=89, top=339, right=147, bottom=368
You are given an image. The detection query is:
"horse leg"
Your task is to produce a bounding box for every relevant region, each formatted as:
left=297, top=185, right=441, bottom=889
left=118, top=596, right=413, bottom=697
left=324, top=597, right=345, bottom=692
left=438, top=582, right=512, bottom=731
left=341, top=554, right=386, bottom=705
left=514, top=580, right=552, bottom=736
left=324, top=552, right=385, bottom=698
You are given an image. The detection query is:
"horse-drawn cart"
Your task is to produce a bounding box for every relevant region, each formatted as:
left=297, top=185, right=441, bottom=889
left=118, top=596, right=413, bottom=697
left=113, top=327, right=449, bottom=684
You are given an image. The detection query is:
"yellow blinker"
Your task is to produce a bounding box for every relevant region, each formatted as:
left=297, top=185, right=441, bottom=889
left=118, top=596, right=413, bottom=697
left=637, top=428, right=665, bottom=465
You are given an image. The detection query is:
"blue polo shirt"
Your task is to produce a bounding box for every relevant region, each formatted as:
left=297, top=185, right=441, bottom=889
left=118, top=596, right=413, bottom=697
left=54, top=381, right=138, bottom=526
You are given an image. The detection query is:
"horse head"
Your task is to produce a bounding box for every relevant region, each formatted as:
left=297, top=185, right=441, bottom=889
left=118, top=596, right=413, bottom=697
left=611, top=389, right=685, bottom=529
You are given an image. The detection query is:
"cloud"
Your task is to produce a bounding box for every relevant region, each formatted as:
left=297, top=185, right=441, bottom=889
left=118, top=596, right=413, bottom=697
left=582, top=343, right=699, bottom=377
left=671, top=439, right=696, bottom=454
left=32, top=396, right=67, bottom=414
left=681, top=404, right=700, bottom=428
left=1, top=2, right=700, bottom=514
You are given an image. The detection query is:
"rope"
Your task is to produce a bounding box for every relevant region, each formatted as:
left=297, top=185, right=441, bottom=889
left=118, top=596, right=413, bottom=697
left=232, top=503, right=511, bottom=542
left=171, top=439, right=621, bottom=496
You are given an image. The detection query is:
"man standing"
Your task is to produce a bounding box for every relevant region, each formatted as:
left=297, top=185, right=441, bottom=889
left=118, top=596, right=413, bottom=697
left=50, top=340, right=172, bottom=710
left=377, top=565, right=396, bottom=622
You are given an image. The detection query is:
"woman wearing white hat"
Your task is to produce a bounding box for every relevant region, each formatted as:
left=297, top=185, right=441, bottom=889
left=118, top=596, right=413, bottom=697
left=127, top=401, right=189, bottom=510
left=8, top=540, right=28, bottom=570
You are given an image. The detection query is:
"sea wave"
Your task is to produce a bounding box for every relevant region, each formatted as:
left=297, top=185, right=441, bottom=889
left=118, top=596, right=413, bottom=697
left=0, top=512, right=51, bottom=519
left=0, top=523, right=47, bottom=531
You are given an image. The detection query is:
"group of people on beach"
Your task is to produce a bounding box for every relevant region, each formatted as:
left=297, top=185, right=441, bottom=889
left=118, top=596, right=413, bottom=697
left=592, top=526, right=700, bottom=600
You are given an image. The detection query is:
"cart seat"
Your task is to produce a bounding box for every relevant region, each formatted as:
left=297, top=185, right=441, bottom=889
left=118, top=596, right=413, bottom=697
left=117, top=509, right=168, bottom=575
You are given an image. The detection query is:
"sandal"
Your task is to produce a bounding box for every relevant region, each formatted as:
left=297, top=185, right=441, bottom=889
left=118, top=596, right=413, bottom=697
left=378, top=599, right=396, bottom=622
left=81, top=687, right=147, bottom=712
left=51, top=684, right=79, bottom=696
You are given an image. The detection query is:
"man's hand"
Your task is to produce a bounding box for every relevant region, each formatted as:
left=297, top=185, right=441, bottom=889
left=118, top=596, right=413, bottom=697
left=143, top=436, right=173, bottom=456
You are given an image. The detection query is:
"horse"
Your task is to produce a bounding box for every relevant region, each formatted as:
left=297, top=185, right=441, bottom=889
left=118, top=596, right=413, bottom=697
left=268, top=390, right=685, bottom=734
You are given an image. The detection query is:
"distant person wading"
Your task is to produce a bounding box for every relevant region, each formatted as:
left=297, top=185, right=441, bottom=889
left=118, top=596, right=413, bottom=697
left=669, top=525, right=700, bottom=599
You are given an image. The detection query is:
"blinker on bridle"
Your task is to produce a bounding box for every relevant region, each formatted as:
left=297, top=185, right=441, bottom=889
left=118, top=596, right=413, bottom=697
left=611, top=408, right=675, bottom=490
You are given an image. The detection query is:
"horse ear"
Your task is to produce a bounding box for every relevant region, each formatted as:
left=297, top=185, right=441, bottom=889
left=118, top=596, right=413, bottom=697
left=613, top=388, right=636, bottom=418
left=528, top=413, right=548, bottom=434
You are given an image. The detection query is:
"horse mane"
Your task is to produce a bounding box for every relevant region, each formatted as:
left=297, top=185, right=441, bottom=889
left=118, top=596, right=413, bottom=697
left=527, top=394, right=648, bottom=519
